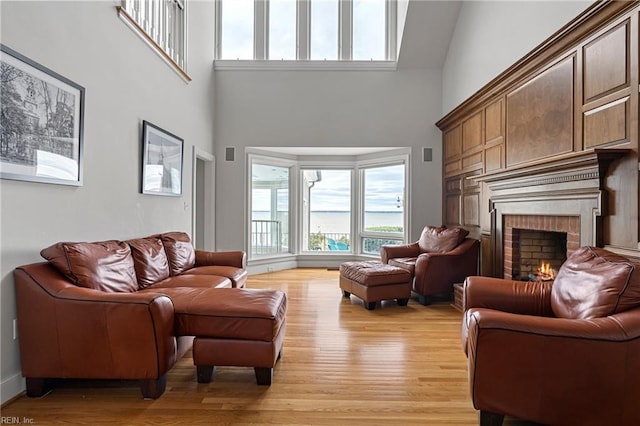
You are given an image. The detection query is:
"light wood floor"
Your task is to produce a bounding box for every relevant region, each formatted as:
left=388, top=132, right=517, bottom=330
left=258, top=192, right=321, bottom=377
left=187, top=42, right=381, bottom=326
left=2, top=268, right=503, bottom=425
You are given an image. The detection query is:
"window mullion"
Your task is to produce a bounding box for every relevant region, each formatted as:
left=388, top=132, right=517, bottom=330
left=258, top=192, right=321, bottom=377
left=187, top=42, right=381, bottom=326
left=297, top=0, right=309, bottom=60
left=340, top=0, right=352, bottom=60
left=386, top=0, right=397, bottom=61
left=255, top=0, right=267, bottom=60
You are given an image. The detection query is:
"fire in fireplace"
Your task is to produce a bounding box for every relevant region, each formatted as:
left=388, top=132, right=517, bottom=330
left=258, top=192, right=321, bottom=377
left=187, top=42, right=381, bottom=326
left=503, top=215, right=580, bottom=281
left=512, top=229, right=567, bottom=281
left=530, top=261, right=557, bottom=282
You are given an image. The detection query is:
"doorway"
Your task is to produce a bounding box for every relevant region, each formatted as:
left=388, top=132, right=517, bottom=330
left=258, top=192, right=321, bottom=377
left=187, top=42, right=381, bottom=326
left=192, top=147, right=215, bottom=250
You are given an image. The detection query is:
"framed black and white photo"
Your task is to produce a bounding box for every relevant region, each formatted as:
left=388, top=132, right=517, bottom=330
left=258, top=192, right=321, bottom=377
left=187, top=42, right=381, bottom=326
left=0, top=44, right=84, bottom=186
left=141, top=120, right=183, bottom=196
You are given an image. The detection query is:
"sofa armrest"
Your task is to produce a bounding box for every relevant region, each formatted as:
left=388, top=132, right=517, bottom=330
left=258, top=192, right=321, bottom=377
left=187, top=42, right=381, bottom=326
left=467, top=307, right=640, bottom=341
left=195, top=250, right=246, bottom=269
left=14, top=264, right=178, bottom=380
left=464, top=276, right=554, bottom=316
left=380, top=242, right=420, bottom=264
left=465, top=307, right=640, bottom=421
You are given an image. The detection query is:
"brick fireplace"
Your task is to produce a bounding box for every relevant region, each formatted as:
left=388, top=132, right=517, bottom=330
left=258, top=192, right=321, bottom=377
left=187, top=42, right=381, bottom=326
left=474, top=149, right=628, bottom=279
left=503, top=215, right=580, bottom=280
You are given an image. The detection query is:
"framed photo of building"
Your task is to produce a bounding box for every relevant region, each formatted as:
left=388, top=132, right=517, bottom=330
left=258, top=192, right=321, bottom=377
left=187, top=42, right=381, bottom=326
left=0, top=44, right=84, bottom=186
left=141, top=120, right=183, bottom=196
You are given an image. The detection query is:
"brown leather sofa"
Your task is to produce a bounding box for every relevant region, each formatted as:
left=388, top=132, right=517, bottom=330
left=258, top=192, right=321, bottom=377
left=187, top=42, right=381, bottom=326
left=380, top=225, right=479, bottom=304
left=13, top=231, right=251, bottom=399
left=461, top=246, right=640, bottom=426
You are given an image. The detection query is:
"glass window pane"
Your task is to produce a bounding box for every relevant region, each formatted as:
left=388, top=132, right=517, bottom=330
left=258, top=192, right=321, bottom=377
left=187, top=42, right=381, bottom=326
left=363, top=164, right=404, bottom=233
left=310, top=0, right=339, bottom=60
left=269, top=0, right=297, bottom=60
left=353, top=0, right=386, bottom=60
left=251, top=163, right=290, bottom=257
left=302, top=170, right=351, bottom=252
left=362, top=237, right=402, bottom=255
left=220, top=0, right=254, bottom=59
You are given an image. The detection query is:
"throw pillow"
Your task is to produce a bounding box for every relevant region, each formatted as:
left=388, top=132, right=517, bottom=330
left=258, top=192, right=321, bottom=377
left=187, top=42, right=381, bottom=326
left=551, top=246, right=640, bottom=319
left=418, top=226, right=469, bottom=253
left=160, top=231, right=196, bottom=275
left=41, top=240, right=138, bottom=293
left=127, top=237, right=170, bottom=288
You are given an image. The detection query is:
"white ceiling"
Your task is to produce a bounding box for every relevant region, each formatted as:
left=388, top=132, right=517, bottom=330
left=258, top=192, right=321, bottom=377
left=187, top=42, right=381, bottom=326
left=397, top=1, right=462, bottom=69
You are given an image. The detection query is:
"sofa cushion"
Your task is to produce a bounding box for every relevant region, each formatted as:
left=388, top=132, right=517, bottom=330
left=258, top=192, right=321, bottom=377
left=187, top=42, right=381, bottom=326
left=141, top=274, right=232, bottom=290
left=160, top=232, right=195, bottom=276
left=551, top=246, right=640, bottom=319
left=127, top=237, right=170, bottom=289
left=41, top=241, right=138, bottom=293
left=184, top=265, right=248, bottom=288
left=418, top=226, right=469, bottom=253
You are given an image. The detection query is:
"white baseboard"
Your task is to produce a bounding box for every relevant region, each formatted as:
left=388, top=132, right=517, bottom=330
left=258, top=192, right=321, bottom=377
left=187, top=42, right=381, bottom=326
left=1, top=372, right=25, bottom=405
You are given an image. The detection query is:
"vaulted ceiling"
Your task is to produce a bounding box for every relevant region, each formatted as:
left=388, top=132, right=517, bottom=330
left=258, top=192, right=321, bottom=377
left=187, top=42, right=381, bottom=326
left=397, top=1, right=462, bottom=69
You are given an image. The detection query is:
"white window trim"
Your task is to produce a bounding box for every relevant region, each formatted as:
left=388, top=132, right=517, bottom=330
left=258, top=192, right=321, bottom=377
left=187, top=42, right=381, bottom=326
left=247, top=153, right=299, bottom=260
left=215, top=0, right=397, bottom=68
left=357, top=155, right=410, bottom=251
left=214, top=59, right=397, bottom=71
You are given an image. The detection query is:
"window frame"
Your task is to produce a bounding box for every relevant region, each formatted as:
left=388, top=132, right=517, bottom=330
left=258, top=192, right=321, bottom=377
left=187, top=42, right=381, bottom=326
left=214, top=0, right=397, bottom=70
left=299, top=166, right=355, bottom=253
left=358, top=158, right=408, bottom=255
left=247, top=154, right=298, bottom=260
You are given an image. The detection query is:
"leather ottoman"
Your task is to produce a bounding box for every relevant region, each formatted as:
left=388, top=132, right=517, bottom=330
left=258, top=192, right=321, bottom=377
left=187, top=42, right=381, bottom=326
left=169, top=287, right=287, bottom=386
left=339, top=261, right=412, bottom=310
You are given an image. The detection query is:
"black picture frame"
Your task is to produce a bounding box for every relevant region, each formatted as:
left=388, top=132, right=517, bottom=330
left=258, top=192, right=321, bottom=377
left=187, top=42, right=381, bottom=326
left=0, top=44, right=85, bottom=186
left=141, top=120, right=184, bottom=196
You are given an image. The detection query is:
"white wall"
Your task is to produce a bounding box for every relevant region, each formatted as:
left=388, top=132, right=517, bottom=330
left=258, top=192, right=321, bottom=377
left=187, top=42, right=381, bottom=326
left=213, top=68, right=444, bottom=251
left=442, top=0, right=593, bottom=115
left=0, top=1, right=215, bottom=403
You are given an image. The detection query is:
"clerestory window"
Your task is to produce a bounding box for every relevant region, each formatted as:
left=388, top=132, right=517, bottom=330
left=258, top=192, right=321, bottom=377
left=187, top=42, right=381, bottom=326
left=215, top=0, right=396, bottom=65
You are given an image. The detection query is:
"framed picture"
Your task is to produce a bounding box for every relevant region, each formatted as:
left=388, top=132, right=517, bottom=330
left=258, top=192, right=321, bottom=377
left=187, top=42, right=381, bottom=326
left=0, top=44, right=84, bottom=186
left=141, top=120, right=184, bottom=196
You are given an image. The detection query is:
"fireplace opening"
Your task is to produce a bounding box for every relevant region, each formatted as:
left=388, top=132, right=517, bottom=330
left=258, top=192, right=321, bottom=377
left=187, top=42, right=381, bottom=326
left=511, top=229, right=567, bottom=281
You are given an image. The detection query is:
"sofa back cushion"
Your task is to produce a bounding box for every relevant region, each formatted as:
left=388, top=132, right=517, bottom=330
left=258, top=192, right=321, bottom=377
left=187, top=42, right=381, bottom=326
left=551, top=246, right=640, bottom=319
left=127, top=237, right=170, bottom=288
left=41, top=241, right=138, bottom=293
left=418, top=226, right=469, bottom=253
left=160, top=232, right=195, bottom=275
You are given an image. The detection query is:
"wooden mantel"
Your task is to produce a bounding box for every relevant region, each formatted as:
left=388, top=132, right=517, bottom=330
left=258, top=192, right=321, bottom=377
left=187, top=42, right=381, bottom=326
left=471, top=149, right=630, bottom=192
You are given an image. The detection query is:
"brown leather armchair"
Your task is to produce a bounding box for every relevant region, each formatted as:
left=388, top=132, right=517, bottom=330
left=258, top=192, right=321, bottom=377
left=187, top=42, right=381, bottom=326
left=381, top=225, right=479, bottom=305
left=461, top=246, right=640, bottom=426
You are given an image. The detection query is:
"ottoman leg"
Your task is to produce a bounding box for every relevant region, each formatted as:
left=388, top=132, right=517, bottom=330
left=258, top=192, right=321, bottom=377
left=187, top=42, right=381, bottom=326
left=365, top=301, right=376, bottom=310
left=197, top=365, right=216, bottom=383
left=255, top=367, right=273, bottom=386
left=343, top=290, right=350, bottom=298
left=397, top=298, right=409, bottom=306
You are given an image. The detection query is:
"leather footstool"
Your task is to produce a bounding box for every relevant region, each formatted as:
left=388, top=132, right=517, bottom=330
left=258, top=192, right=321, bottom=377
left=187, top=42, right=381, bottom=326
left=339, top=261, right=412, bottom=310
left=169, top=287, right=287, bottom=386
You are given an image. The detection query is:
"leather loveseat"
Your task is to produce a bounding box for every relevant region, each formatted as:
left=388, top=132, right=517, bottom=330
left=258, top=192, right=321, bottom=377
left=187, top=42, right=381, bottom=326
left=381, top=225, right=479, bottom=304
left=461, top=246, right=640, bottom=425
left=13, top=231, right=250, bottom=398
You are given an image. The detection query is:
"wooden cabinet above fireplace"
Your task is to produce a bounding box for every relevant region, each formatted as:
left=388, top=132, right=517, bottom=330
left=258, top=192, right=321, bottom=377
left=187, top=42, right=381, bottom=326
left=436, top=0, right=640, bottom=275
